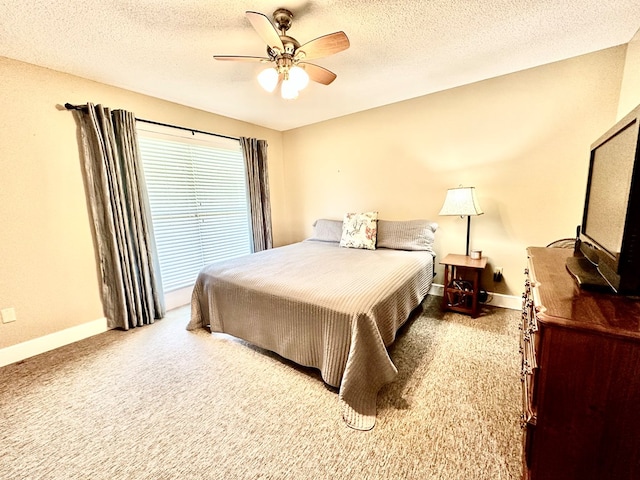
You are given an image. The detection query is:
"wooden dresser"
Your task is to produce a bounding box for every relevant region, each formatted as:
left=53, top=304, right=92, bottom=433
left=521, top=247, right=640, bottom=480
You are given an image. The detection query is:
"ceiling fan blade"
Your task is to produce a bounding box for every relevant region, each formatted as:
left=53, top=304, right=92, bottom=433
left=300, top=62, right=337, bottom=85
left=297, top=32, right=349, bottom=61
left=213, top=55, right=271, bottom=62
left=246, top=11, right=284, bottom=53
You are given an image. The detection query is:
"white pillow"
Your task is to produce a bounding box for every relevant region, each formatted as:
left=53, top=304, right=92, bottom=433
left=376, top=219, right=438, bottom=251
left=339, top=211, right=378, bottom=250
left=308, top=219, right=343, bottom=243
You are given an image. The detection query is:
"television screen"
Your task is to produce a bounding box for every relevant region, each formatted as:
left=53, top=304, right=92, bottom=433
left=571, top=104, right=640, bottom=295
left=583, top=120, right=639, bottom=257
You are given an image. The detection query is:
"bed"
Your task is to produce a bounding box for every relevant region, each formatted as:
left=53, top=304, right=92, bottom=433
left=187, top=216, right=437, bottom=430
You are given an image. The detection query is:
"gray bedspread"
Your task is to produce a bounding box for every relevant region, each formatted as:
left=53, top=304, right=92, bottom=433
left=187, top=240, right=434, bottom=430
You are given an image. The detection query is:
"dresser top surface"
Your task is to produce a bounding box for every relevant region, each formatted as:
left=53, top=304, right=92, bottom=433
left=527, top=247, right=640, bottom=339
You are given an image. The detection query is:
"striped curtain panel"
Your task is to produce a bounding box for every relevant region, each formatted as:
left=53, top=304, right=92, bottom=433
left=240, top=137, right=273, bottom=252
left=74, top=103, right=165, bottom=330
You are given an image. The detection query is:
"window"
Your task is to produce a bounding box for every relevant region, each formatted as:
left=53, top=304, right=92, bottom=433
left=137, top=123, right=252, bottom=295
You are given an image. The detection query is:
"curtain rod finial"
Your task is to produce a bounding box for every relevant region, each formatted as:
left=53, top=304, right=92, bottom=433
left=63, top=102, right=87, bottom=111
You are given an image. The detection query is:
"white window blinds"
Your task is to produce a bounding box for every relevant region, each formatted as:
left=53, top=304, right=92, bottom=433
left=137, top=123, right=252, bottom=293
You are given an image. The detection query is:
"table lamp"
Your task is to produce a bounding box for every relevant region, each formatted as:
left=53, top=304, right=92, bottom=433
left=439, top=186, right=484, bottom=256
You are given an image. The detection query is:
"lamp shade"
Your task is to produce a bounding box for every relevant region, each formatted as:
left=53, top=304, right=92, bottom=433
left=281, top=78, right=299, bottom=100
left=439, top=186, right=483, bottom=216
left=257, top=67, right=279, bottom=93
left=289, top=65, right=309, bottom=91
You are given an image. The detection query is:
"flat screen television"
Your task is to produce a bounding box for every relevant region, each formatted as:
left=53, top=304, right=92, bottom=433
left=567, top=104, right=640, bottom=295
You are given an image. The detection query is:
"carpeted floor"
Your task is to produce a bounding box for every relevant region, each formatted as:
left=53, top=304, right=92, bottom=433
left=0, top=295, right=523, bottom=479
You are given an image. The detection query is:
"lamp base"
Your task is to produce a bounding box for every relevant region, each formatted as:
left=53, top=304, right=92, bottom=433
left=465, top=215, right=471, bottom=256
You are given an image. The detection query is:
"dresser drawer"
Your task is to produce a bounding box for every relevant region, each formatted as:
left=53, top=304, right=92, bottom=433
left=521, top=271, right=540, bottom=399
left=520, top=336, right=537, bottom=420
left=520, top=350, right=536, bottom=477
left=520, top=266, right=539, bottom=472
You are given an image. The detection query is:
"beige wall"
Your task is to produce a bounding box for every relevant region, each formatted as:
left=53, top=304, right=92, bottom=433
left=618, top=27, right=640, bottom=118
left=0, top=56, right=284, bottom=349
left=282, top=46, right=627, bottom=296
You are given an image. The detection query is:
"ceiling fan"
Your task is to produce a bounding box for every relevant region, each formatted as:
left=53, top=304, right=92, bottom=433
left=214, top=8, right=350, bottom=99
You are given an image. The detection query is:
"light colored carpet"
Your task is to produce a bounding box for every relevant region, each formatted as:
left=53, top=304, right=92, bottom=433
left=0, top=295, right=523, bottom=479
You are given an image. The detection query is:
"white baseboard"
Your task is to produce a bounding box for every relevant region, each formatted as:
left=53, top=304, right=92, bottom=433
left=485, top=292, right=522, bottom=310
left=0, top=317, right=109, bottom=368
left=429, top=283, right=521, bottom=310
left=428, top=283, right=445, bottom=297
left=164, top=285, right=192, bottom=311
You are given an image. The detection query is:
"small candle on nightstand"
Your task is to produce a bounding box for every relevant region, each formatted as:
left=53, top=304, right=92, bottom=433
left=470, top=250, right=482, bottom=260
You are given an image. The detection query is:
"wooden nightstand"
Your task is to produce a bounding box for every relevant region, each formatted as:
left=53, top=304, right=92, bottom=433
left=440, top=253, right=487, bottom=318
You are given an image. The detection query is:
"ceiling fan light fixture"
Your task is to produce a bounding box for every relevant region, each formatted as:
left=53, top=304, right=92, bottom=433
left=216, top=9, right=350, bottom=100
left=281, top=78, right=299, bottom=100
left=257, top=67, right=279, bottom=92
left=289, top=65, right=309, bottom=91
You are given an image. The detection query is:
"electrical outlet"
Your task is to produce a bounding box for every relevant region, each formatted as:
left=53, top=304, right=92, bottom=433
left=1, top=307, right=17, bottom=323
left=493, top=268, right=503, bottom=283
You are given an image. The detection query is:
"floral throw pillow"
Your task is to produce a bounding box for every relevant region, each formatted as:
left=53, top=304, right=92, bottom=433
left=339, top=211, right=378, bottom=250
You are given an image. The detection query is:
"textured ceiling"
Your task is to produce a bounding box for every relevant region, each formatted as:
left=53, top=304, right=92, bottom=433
left=2, top=1, right=640, bottom=131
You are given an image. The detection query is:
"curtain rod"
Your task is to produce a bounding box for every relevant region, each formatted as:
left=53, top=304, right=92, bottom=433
left=64, top=103, right=240, bottom=142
